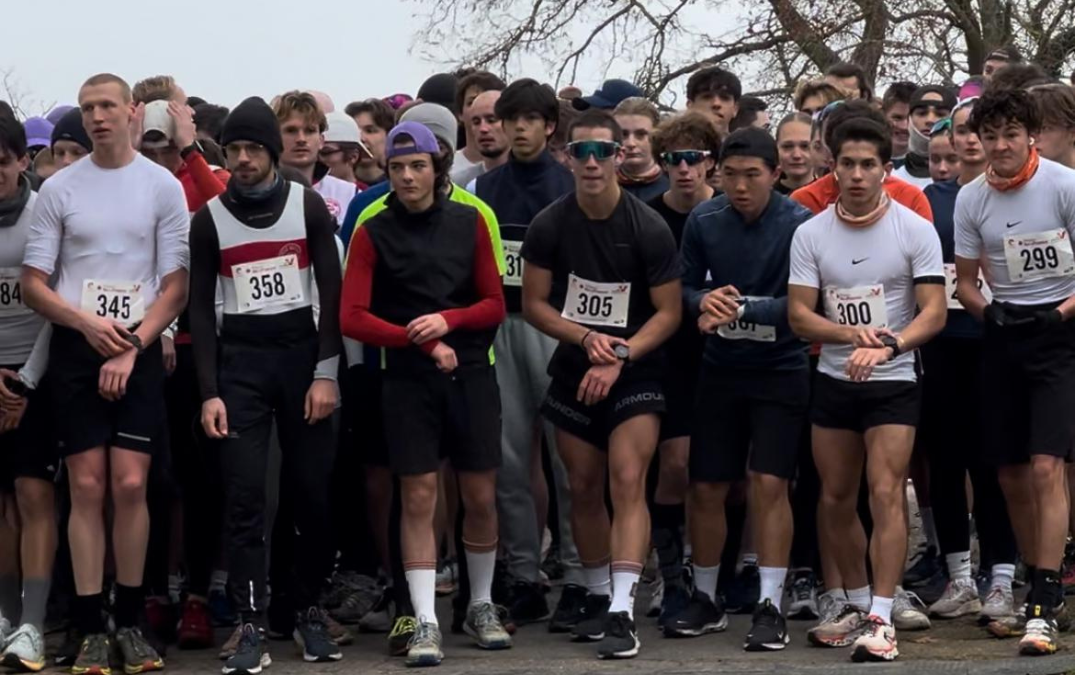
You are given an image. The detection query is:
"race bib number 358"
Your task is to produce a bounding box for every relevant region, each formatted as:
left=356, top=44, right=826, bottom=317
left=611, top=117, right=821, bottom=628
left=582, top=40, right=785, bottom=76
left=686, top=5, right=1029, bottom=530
left=232, top=255, right=305, bottom=313
left=561, top=273, right=630, bottom=328
left=81, top=279, right=145, bottom=326
left=1004, top=229, right=1075, bottom=282
left=823, top=284, right=888, bottom=328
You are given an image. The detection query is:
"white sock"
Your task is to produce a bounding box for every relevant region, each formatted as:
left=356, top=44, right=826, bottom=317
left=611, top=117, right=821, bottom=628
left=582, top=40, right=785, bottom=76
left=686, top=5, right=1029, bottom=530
left=168, top=574, right=182, bottom=604
left=991, top=563, right=1016, bottom=592
left=465, top=548, right=497, bottom=606
left=582, top=564, right=611, bottom=597
left=847, top=585, right=872, bottom=612
left=945, top=551, right=972, bottom=581
left=693, top=564, right=720, bottom=603
left=609, top=569, right=641, bottom=619
left=869, top=596, right=894, bottom=624
left=405, top=568, right=438, bottom=626
left=920, top=508, right=939, bottom=551
left=758, top=567, right=787, bottom=611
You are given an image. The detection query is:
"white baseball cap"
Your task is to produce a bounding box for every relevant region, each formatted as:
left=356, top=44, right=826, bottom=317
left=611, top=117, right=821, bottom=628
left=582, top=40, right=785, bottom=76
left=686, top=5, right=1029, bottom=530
left=142, top=100, right=176, bottom=148
left=324, top=111, right=361, bottom=144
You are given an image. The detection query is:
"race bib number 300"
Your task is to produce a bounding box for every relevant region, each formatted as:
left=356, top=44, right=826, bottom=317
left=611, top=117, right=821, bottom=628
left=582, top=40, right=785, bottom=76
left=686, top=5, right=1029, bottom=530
left=561, top=274, right=630, bottom=328
left=1004, top=229, right=1075, bottom=282
left=823, top=284, right=888, bottom=328
left=232, top=255, right=305, bottom=313
left=81, top=279, right=145, bottom=326
left=503, top=240, right=523, bottom=288
left=943, top=263, right=992, bottom=310
left=0, top=267, right=24, bottom=315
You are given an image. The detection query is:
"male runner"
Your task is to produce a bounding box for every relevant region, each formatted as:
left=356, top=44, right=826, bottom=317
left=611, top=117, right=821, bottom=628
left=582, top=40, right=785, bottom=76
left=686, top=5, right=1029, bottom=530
left=788, top=118, right=946, bottom=662
left=612, top=98, right=668, bottom=202
left=684, top=67, right=741, bottom=137
left=669, top=128, right=814, bottom=651
left=188, top=96, right=343, bottom=672
left=340, top=121, right=510, bottom=666
left=22, top=73, right=189, bottom=675
left=953, top=88, right=1075, bottom=655
left=521, top=109, right=681, bottom=659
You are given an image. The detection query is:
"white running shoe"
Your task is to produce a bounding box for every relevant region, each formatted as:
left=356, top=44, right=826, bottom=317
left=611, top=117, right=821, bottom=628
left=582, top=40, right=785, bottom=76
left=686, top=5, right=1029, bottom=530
left=893, top=587, right=931, bottom=631
left=851, top=615, right=899, bottom=662
left=928, top=578, right=982, bottom=618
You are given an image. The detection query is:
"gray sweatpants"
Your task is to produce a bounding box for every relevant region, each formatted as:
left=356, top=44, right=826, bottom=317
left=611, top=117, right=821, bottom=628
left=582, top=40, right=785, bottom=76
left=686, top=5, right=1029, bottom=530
left=494, top=315, right=583, bottom=585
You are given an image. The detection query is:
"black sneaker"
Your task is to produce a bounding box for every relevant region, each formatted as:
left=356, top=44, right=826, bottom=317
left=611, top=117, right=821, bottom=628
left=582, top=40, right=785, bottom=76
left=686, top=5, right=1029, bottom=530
left=387, top=615, right=416, bottom=657
left=221, top=624, right=270, bottom=675
left=658, top=584, right=691, bottom=629
left=904, top=546, right=943, bottom=588
left=665, top=590, right=728, bottom=638
left=549, top=584, right=588, bottom=633
left=542, top=543, right=565, bottom=582
left=570, top=594, right=611, bottom=642
left=70, top=633, right=111, bottom=675
left=55, top=625, right=83, bottom=667
left=115, top=626, right=165, bottom=673
left=724, top=564, right=760, bottom=614
left=596, top=612, right=640, bottom=660
left=744, top=599, right=789, bottom=651
left=507, top=580, right=550, bottom=624
left=293, top=608, right=342, bottom=662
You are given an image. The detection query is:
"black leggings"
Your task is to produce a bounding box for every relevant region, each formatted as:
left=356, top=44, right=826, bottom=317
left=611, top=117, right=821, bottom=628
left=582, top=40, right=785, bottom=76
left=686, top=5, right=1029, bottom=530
left=918, top=338, right=1017, bottom=568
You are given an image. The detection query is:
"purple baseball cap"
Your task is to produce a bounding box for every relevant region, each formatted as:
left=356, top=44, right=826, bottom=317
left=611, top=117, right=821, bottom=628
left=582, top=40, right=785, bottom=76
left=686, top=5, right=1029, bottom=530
left=23, top=117, right=54, bottom=149
left=385, top=121, right=440, bottom=159
left=46, top=105, right=75, bottom=125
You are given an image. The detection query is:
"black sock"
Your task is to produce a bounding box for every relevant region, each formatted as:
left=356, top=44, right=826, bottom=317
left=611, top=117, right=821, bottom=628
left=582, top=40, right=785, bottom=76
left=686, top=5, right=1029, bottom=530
left=1030, top=568, right=1062, bottom=610
left=114, top=584, right=143, bottom=629
left=74, top=593, right=106, bottom=635
left=651, top=503, right=685, bottom=587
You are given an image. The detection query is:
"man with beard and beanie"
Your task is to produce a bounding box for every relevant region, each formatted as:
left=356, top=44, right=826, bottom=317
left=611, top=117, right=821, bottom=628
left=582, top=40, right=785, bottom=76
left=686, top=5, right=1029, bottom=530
left=188, top=97, right=344, bottom=673
left=893, top=86, right=957, bottom=189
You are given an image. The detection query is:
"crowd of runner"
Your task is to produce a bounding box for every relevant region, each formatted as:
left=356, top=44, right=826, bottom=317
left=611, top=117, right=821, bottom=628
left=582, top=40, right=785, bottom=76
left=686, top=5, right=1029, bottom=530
left=1, top=42, right=1075, bottom=674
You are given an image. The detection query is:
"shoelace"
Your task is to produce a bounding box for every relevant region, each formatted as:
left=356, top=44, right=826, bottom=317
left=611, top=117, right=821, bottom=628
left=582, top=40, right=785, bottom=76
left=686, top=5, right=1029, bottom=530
left=124, top=630, right=154, bottom=659
left=896, top=590, right=926, bottom=612
left=410, top=622, right=438, bottom=648
left=391, top=617, right=417, bottom=637
left=473, top=604, right=501, bottom=630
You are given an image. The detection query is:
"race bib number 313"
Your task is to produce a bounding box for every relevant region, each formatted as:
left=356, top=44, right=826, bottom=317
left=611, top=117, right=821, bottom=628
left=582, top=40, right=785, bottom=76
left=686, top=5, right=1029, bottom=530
left=823, top=284, right=888, bottom=328
left=1004, top=229, right=1075, bottom=282
left=503, top=240, right=523, bottom=288
left=561, top=274, right=630, bottom=328
left=81, top=279, right=145, bottom=326
left=232, top=255, right=305, bottom=313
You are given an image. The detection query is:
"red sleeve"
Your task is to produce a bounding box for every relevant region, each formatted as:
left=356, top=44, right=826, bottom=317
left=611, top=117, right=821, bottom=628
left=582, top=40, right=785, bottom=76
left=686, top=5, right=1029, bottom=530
left=439, top=213, right=507, bottom=331
left=909, top=187, right=934, bottom=223
left=340, top=227, right=437, bottom=354
left=185, top=151, right=227, bottom=206
left=791, top=184, right=823, bottom=214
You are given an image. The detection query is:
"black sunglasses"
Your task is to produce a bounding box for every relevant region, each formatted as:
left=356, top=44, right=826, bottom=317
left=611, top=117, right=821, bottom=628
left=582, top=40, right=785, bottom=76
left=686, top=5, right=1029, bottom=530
left=566, top=140, right=620, bottom=161
left=660, top=150, right=711, bottom=166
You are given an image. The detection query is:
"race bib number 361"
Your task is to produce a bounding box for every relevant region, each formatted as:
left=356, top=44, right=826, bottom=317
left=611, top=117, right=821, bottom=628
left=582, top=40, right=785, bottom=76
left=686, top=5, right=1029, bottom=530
left=1004, top=229, right=1075, bottom=282
left=823, top=284, right=888, bottom=328
left=561, top=273, right=630, bottom=328
left=81, top=279, right=145, bottom=326
left=503, top=240, right=523, bottom=288
left=232, top=255, right=305, bottom=313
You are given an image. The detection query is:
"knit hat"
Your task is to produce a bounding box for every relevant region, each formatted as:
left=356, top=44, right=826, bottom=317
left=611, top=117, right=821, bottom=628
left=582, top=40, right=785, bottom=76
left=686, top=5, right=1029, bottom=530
left=51, top=108, right=92, bottom=152
left=718, top=127, right=778, bottom=170
left=220, top=97, right=283, bottom=163
left=910, top=85, right=957, bottom=113
left=416, top=73, right=459, bottom=113
left=399, top=103, right=458, bottom=153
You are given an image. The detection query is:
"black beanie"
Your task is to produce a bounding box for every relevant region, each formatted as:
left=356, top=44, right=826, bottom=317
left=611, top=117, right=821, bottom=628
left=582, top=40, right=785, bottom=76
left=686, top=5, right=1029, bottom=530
left=220, top=97, right=283, bottom=164
left=51, top=108, right=93, bottom=152
left=417, top=73, right=460, bottom=114
left=910, top=85, right=957, bottom=113
left=719, top=127, right=778, bottom=170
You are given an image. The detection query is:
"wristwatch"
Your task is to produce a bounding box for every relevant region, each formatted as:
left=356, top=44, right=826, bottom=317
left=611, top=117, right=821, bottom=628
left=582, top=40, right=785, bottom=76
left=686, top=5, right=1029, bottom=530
left=614, top=344, right=630, bottom=362
left=180, top=140, right=204, bottom=160
left=125, top=333, right=145, bottom=354
left=879, top=334, right=901, bottom=357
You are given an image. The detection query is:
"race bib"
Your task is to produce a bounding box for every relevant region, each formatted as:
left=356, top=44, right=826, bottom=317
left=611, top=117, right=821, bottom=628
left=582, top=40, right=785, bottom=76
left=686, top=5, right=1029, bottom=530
left=81, top=279, right=145, bottom=326
left=717, top=296, right=776, bottom=342
left=561, top=274, right=630, bottom=328
left=823, top=284, right=888, bottom=328
left=0, top=267, right=25, bottom=316
left=943, top=263, right=992, bottom=311
left=503, top=240, right=523, bottom=288
left=232, top=255, right=305, bottom=313
left=1004, top=229, right=1075, bottom=282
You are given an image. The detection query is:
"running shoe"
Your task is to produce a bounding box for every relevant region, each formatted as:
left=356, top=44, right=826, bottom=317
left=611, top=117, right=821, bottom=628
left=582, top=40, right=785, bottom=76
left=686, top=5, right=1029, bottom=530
left=388, top=615, right=417, bottom=657
left=904, top=546, right=943, bottom=588
left=1019, top=607, right=1059, bottom=656
left=177, top=598, right=214, bottom=650
left=71, top=633, right=111, bottom=675
left=507, top=580, right=550, bottom=625
left=221, top=624, right=270, bottom=675
left=541, top=544, right=565, bottom=582
left=787, top=571, right=820, bottom=620
left=358, top=592, right=393, bottom=633
left=116, top=627, right=164, bottom=674
left=851, top=615, right=898, bottom=662
left=980, top=585, right=1016, bottom=622
left=1, top=623, right=46, bottom=672
left=463, top=601, right=512, bottom=650
left=405, top=620, right=443, bottom=667
left=293, top=608, right=342, bottom=662
left=929, top=578, right=981, bottom=618
left=724, top=564, right=760, bottom=614
left=435, top=559, right=458, bottom=597
left=0, top=617, right=10, bottom=646
left=56, top=626, right=82, bottom=667
left=807, top=604, right=865, bottom=648
left=329, top=581, right=380, bottom=625
left=744, top=599, right=789, bottom=651
left=893, top=588, right=931, bottom=631
left=596, top=612, right=639, bottom=660
left=815, top=592, right=844, bottom=625
left=322, top=571, right=377, bottom=611
left=664, top=590, right=728, bottom=638
left=323, top=613, right=353, bottom=645
left=570, top=594, right=611, bottom=642
left=548, top=584, right=588, bottom=634
left=143, top=598, right=176, bottom=646
left=658, top=583, right=691, bottom=629
left=645, top=576, right=664, bottom=618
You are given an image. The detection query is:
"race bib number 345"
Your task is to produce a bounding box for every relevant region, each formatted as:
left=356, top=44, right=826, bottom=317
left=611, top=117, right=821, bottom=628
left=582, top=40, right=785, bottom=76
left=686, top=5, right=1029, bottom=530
left=81, top=279, right=145, bottom=326
left=1004, top=229, right=1075, bottom=282
left=561, top=274, right=630, bottom=328
left=823, top=284, right=888, bottom=328
left=232, top=255, right=305, bottom=313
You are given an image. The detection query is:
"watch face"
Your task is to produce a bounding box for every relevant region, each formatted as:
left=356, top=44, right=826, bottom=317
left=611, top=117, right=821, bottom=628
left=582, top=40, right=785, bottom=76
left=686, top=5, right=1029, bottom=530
left=614, top=344, right=630, bottom=359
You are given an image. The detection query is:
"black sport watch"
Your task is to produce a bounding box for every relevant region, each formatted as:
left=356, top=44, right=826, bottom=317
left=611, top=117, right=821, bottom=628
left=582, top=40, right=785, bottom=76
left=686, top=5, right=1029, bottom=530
left=125, top=332, right=145, bottom=354
left=879, top=334, right=901, bottom=357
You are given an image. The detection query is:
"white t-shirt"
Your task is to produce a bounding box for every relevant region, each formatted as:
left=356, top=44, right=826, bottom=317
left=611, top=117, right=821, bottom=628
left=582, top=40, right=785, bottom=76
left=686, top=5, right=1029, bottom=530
left=892, top=165, right=933, bottom=190
left=23, top=153, right=190, bottom=318
left=0, top=191, right=44, bottom=364
left=789, top=201, right=944, bottom=382
left=313, top=174, right=357, bottom=228
left=451, top=149, right=484, bottom=187
left=954, top=157, right=1075, bottom=305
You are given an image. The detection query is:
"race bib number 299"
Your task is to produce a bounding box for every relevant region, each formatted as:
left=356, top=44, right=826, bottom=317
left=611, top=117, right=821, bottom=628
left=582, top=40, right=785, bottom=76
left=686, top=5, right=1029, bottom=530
left=561, top=273, right=631, bottom=328
left=1004, top=229, right=1075, bottom=282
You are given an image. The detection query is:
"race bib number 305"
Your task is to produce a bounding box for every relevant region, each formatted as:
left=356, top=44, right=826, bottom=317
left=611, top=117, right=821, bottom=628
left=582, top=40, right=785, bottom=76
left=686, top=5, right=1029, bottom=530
left=503, top=240, right=523, bottom=288
left=1004, top=229, right=1075, bottom=282
left=81, top=279, right=145, bottom=326
left=943, top=263, right=992, bottom=310
left=232, top=255, right=305, bottom=313
left=0, top=267, right=25, bottom=316
left=561, top=274, right=630, bottom=328
left=823, top=284, right=888, bottom=328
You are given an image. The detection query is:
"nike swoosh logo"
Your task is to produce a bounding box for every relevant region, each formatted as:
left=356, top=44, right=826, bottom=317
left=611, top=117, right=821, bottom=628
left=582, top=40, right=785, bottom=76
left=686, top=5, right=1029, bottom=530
left=852, top=258, right=869, bottom=265
left=1006, top=221, right=1022, bottom=228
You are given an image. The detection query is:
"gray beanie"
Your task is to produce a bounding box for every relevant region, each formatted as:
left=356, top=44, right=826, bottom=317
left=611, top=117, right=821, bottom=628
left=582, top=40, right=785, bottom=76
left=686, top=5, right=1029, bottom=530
left=399, top=103, right=458, bottom=154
